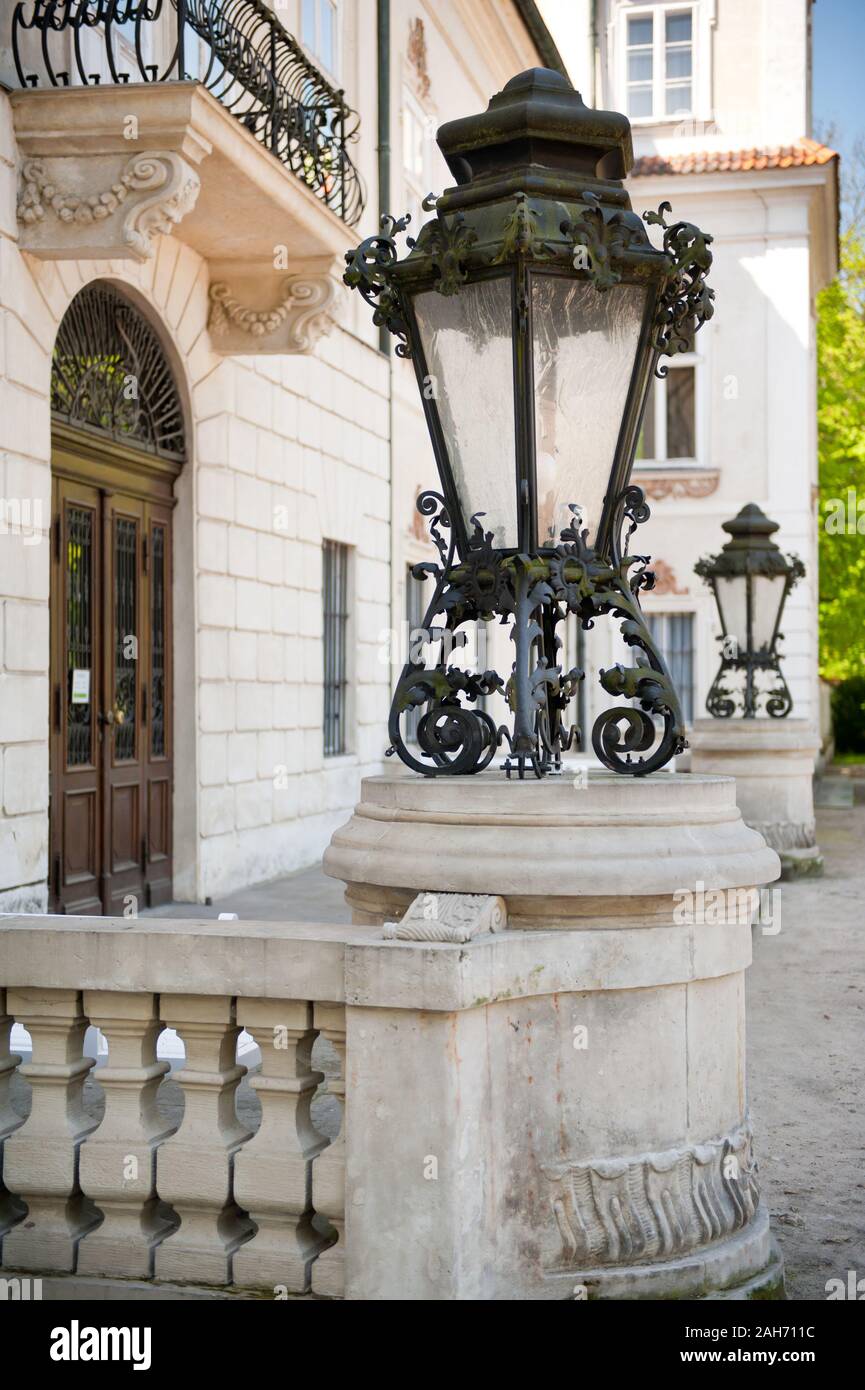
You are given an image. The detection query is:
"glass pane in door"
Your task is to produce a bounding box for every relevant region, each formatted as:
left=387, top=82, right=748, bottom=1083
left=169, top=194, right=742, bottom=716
left=114, top=517, right=138, bottom=761
left=66, top=505, right=94, bottom=767
left=151, top=524, right=166, bottom=758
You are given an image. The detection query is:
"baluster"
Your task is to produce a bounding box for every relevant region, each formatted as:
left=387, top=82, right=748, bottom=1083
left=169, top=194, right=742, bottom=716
left=155, top=995, right=253, bottom=1285
left=311, top=1001, right=346, bottom=1296
left=0, top=989, right=25, bottom=1252
left=3, top=989, right=100, bottom=1272
left=77, top=991, right=177, bottom=1278
left=233, top=999, right=329, bottom=1292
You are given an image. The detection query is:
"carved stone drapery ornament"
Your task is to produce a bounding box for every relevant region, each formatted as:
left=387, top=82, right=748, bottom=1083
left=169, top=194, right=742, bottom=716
left=208, top=274, right=336, bottom=355
left=407, top=17, right=431, bottom=100
left=17, top=152, right=200, bottom=262
left=648, top=560, right=689, bottom=596
left=635, top=469, right=720, bottom=501
left=544, top=1121, right=760, bottom=1270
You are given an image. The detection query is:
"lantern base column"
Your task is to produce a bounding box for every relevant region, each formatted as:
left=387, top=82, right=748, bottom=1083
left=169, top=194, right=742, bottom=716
left=689, top=718, right=823, bottom=880
left=324, top=770, right=784, bottom=1300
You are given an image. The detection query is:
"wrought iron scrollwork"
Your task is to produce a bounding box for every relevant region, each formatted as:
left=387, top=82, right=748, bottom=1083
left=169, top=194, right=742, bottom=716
left=561, top=191, right=638, bottom=291
left=388, top=490, right=686, bottom=779
left=414, top=205, right=478, bottom=296
left=645, top=201, right=715, bottom=374
left=11, top=0, right=365, bottom=226
left=343, top=214, right=413, bottom=357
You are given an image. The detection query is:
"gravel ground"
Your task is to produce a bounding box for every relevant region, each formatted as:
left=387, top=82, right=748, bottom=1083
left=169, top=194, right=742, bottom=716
left=748, top=802, right=865, bottom=1300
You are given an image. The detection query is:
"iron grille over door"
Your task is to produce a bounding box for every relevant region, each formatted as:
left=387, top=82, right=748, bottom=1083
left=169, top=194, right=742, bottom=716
left=323, top=540, right=349, bottom=756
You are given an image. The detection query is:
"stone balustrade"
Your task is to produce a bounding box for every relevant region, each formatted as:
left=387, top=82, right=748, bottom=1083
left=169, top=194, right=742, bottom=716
left=0, top=773, right=786, bottom=1301
left=0, top=918, right=359, bottom=1298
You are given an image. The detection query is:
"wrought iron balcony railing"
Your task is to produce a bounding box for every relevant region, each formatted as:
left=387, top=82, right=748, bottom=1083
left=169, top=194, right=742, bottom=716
left=10, top=0, right=365, bottom=226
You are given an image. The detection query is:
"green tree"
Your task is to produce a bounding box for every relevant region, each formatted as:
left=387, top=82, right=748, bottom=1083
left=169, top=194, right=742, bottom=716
left=818, top=231, right=865, bottom=680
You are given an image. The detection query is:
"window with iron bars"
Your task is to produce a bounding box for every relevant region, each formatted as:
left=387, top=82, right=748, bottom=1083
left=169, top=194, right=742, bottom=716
left=323, top=540, right=350, bottom=756
left=644, top=611, right=696, bottom=724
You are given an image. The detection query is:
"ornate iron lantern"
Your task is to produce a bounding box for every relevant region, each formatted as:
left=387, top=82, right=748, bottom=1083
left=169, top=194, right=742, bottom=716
left=695, top=504, right=805, bottom=719
left=345, top=68, right=714, bottom=777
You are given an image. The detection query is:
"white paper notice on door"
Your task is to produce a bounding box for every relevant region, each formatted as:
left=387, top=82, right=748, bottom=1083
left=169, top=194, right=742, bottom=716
left=71, top=668, right=91, bottom=705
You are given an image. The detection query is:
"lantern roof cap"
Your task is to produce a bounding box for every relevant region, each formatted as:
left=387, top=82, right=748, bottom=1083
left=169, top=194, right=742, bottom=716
left=695, top=503, right=804, bottom=582
left=437, top=66, right=634, bottom=187
left=721, top=503, right=780, bottom=542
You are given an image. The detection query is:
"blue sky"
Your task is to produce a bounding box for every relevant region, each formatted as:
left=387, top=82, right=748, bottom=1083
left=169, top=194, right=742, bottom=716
left=812, top=0, right=865, bottom=162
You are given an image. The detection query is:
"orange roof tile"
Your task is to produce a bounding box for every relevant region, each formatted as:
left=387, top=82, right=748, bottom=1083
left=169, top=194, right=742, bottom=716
left=630, top=139, right=839, bottom=178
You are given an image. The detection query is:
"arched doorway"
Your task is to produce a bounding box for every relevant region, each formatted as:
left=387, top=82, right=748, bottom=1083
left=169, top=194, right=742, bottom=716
left=49, top=282, right=186, bottom=914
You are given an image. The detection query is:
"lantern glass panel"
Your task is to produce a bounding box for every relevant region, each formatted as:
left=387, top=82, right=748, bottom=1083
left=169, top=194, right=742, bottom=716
left=532, top=276, right=647, bottom=547
left=413, top=278, right=518, bottom=549
left=716, top=574, right=748, bottom=651
left=752, top=574, right=787, bottom=650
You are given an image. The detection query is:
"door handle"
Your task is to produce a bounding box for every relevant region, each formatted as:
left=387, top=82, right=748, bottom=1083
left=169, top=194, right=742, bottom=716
left=98, top=703, right=126, bottom=728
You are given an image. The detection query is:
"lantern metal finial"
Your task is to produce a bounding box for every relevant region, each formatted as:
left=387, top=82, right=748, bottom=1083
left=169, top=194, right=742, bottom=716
left=344, top=69, right=716, bottom=779
left=695, top=504, right=805, bottom=719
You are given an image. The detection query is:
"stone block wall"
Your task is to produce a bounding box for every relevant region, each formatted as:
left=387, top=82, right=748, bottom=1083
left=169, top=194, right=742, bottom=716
left=0, top=91, right=391, bottom=909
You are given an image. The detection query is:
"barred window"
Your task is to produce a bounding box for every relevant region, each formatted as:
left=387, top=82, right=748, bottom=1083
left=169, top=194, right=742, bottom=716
left=644, top=612, right=696, bottom=724
left=323, top=541, right=350, bottom=756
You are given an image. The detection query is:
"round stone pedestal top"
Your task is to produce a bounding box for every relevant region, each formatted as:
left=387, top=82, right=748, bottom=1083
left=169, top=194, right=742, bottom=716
left=323, top=769, right=781, bottom=904
left=690, top=717, right=820, bottom=754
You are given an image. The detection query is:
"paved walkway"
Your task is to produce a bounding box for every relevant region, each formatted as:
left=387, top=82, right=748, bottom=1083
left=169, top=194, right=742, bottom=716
left=146, top=862, right=350, bottom=923
left=146, top=803, right=865, bottom=1302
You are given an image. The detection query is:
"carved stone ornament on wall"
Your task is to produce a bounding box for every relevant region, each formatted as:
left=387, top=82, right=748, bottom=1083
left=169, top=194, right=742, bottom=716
left=649, top=560, right=689, bottom=596
left=207, top=274, right=336, bottom=355
left=634, top=469, right=720, bottom=502
left=17, top=152, right=200, bottom=262
left=407, top=17, right=431, bottom=100
left=544, top=1121, right=760, bottom=1271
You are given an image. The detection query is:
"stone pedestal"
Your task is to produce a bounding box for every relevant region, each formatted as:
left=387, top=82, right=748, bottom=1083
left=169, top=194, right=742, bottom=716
left=324, top=770, right=784, bottom=1301
left=689, top=719, right=822, bottom=880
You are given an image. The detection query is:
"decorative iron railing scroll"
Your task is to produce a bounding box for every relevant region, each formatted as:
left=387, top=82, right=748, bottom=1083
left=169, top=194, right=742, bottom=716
left=11, top=0, right=365, bottom=225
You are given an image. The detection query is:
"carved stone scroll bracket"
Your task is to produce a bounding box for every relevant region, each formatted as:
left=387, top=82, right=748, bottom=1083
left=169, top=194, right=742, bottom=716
left=382, top=892, right=507, bottom=943
left=207, top=262, right=339, bottom=355
left=17, top=152, right=200, bottom=262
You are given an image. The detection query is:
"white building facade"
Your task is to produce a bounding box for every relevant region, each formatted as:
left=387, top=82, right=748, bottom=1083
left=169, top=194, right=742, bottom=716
left=0, top=0, right=837, bottom=915
left=530, top=0, right=837, bottom=740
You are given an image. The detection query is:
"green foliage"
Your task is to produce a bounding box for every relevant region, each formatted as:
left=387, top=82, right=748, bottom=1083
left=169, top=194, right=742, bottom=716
left=818, top=233, right=865, bottom=680
left=831, top=676, right=865, bottom=754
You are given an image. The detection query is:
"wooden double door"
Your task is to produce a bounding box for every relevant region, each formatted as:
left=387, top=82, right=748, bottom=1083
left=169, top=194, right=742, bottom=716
left=50, top=447, right=174, bottom=914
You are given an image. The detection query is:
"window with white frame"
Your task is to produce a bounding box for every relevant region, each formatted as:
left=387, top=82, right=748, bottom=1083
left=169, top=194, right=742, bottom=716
left=403, top=87, right=434, bottom=233
left=302, top=0, right=338, bottom=77
left=625, top=5, right=694, bottom=120
left=636, top=324, right=701, bottom=465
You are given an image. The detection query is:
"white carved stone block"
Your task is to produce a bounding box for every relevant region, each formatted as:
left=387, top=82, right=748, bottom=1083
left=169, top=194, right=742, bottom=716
left=154, top=995, right=253, bottom=1286
left=233, top=998, right=329, bottom=1292
left=383, top=892, right=507, bottom=942
left=310, top=1001, right=345, bottom=1297
left=77, top=992, right=177, bottom=1279
left=2, top=988, right=100, bottom=1272
left=17, top=152, right=200, bottom=262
